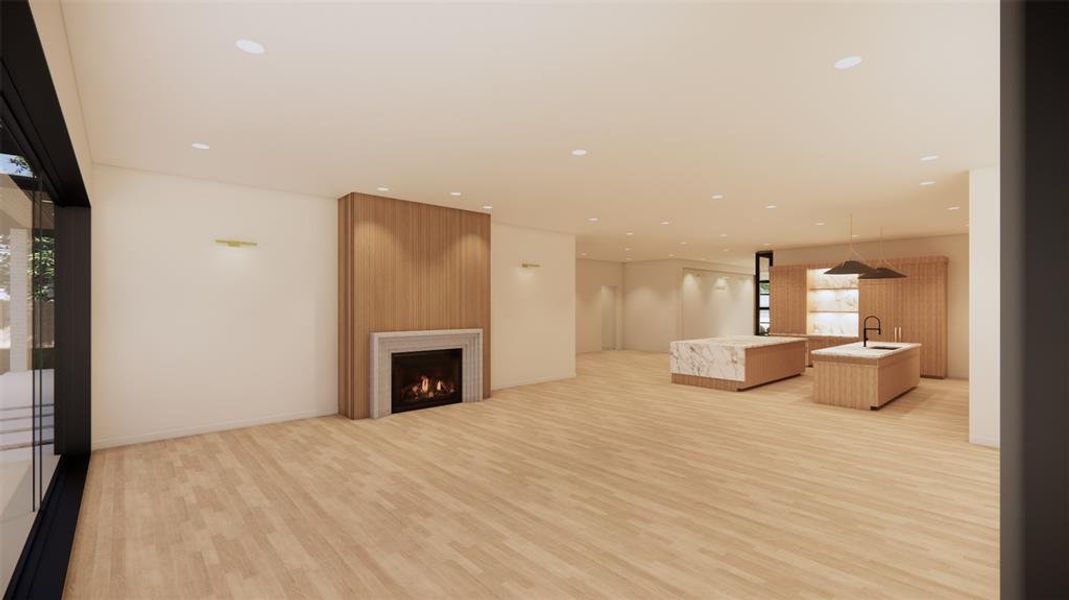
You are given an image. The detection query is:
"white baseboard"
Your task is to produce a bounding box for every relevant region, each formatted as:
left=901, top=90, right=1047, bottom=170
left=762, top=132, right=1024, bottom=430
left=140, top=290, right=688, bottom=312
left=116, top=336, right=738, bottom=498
left=969, top=434, right=1000, bottom=448
left=491, top=371, right=577, bottom=391
left=92, top=407, right=339, bottom=450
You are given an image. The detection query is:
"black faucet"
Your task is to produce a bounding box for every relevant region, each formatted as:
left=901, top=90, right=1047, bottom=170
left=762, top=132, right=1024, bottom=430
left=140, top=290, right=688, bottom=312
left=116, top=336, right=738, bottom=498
left=862, top=315, right=882, bottom=347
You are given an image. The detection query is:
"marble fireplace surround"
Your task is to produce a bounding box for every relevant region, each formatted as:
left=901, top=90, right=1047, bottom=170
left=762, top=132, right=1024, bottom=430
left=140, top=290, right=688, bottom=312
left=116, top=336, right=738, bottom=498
left=369, top=329, right=483, bottom=419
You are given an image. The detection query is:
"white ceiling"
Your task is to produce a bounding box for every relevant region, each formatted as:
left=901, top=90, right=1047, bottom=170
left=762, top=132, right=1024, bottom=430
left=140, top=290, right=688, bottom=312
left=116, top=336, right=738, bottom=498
left=59, top=1, right=997, bottom=266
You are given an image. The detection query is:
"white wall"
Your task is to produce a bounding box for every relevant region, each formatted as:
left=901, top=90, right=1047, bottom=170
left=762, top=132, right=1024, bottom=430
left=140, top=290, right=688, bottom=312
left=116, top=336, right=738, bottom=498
left=622, top=261, right=682, bottom=352
left=623, top=259, right=751, bottom=352
left=91, top=165, right=337, bottom=448
left=969, top=167, right=999, bottom=447
left=30, top=0, right=95, bottom=197
left=576, top=259, right=623, bottom=353
left=491, top=223, right=575, bottom=389
left=681, top=268, right=755, bottom=339
left=774, top=234, right=970, bottom=379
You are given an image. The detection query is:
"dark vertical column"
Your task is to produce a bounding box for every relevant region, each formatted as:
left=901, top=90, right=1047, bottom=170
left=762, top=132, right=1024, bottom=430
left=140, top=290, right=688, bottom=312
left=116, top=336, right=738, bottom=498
left=1001, top=2, right=1069, bottom=597
left=54, top=206, right=91, bottom=456
left=999, top=2, right=1024, bottom=597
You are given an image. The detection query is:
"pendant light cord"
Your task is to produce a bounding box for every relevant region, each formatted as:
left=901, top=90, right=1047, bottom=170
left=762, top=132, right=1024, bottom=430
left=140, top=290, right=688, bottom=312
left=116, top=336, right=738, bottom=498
left=845, top=214, right=867, bottom=261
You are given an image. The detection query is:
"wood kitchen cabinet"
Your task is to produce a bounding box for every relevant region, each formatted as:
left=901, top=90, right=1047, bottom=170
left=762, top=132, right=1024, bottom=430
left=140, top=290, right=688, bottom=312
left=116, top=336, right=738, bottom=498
left=769, top=265, right=807, bottom=335
left=858, top=256, right=948, bottom=378
left=771, top=256, right=948, bottom=378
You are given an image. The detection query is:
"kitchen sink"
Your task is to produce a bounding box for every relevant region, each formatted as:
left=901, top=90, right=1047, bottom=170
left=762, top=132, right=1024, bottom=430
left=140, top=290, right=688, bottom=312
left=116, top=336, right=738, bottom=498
left=865, top=345, right=900, bottom=350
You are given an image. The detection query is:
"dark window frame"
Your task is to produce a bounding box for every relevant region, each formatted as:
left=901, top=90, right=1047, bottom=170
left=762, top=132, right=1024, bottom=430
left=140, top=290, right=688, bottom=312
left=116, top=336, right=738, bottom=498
left=754, top=250, right=773, bottom=335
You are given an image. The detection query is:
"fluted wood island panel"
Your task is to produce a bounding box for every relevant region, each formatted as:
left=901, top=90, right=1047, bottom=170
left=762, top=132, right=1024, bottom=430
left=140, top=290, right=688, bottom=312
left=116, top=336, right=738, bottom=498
left=338, top=193, right=491, bottom=418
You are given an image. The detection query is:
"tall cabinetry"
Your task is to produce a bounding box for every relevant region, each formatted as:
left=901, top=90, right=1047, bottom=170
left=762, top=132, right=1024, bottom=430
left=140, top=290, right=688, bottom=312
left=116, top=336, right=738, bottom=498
left=770, top=256, right=948, bottom=378
left=768, top=265, right=807, bottom=335
left=858, top=256, right=947, bottom=378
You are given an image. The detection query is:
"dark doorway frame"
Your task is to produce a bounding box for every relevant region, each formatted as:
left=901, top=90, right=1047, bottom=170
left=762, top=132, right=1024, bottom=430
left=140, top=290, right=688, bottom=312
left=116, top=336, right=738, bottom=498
left=2, top=1, right=92, bottom=598
left=1000, top=2, right=1069, bottom=597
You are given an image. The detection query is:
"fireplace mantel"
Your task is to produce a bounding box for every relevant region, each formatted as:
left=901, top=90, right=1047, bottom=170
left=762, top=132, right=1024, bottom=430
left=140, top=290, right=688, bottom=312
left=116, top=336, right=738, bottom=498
left=369, top=329, right=483, bottom=419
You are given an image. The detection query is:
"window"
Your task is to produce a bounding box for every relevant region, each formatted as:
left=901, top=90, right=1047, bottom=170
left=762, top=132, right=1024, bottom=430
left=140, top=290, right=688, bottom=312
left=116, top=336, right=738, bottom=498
left=754, top=251, right=773, bottom=335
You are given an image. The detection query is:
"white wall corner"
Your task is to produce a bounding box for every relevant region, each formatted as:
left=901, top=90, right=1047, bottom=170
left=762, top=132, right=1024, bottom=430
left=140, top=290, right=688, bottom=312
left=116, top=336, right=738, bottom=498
left=968, top=166, right=1000, bottom=448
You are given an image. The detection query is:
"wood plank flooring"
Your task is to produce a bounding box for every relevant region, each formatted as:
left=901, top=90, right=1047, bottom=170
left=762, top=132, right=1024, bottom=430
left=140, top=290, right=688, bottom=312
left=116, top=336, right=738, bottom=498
left=65, top=351, right=998, bottom=599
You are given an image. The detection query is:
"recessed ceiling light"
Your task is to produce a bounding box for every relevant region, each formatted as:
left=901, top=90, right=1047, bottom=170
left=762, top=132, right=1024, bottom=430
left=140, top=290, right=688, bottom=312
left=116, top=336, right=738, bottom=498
left=834, top=55, right=862, bottom=70
left=482, top=205, right=493, bottom=211
left=719, top=233, right=728, bottom=238
left=587, top=217, right=599, bottom=222
left=852, top=233, right=861, bottom=238
left=815, top=222, right=826, bottom=226
left=679, top=241, right=688, bottom=245
left=660, top=220, right=671, bottom=226
left=668, top=254, right=675, bottom=257
left=763, top=243, right=771, bottom=246
left=765, top=204, right=777, bottom=209
left=449, top=191, right=462, bottom=197
left=191, top=142, right=210, bottom=150
left=377, top=186, right=389, bottom=192
left=571, top=149, right=588, bottom=156
left=624, top=247, right=631, bottom=251
left=722, top=248, right=730, bottom=252
left=625, top=232, right=634, bottom=237
left=712, top=194, right=724, bottom=200
left=921, top=154, right=940, bottom=161
left=920, top=181, right=936, bottom=186
left=580, top=252, right=587, bottom=256
left=235, top=39, right=265, bottom=55
left=947, top=206, right=961, bottom=211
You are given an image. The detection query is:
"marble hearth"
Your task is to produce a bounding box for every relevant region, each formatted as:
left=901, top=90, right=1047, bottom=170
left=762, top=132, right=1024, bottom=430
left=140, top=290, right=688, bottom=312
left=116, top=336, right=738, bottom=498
left=369, top=329, right=483, bottom=419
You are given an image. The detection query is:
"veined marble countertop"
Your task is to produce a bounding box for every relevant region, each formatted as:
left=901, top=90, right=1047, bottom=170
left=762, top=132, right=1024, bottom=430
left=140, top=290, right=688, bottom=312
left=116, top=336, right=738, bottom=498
left=810, top=341, right=920, bottom=359
left=673, top=335, right=806, bottom=349
left=670, top=336, right=804, bottom=381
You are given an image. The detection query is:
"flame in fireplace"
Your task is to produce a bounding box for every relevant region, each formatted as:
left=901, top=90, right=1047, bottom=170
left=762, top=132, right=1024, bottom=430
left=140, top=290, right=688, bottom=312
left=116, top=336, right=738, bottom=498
left=404, top=374, right=456, bottom=403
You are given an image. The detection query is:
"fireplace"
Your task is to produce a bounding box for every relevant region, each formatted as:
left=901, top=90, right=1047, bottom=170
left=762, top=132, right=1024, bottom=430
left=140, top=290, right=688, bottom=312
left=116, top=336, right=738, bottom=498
left=391, top=348, right=463, bottom=413
left=369, top=329, right=483, bottom=418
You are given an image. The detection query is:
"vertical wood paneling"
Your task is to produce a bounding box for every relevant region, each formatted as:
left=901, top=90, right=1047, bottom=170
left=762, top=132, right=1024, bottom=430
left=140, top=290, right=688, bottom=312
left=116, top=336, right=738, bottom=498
left=769, top=265, right=807, bottom=334
left=858, top=256, right=948, bottom=378
left=812, top=348, right=921, bottom=409
left=338, top=193, right=491, bottom=418
left=772, top=257, right=948, bottom=379
left=893, top=257, right=948, bottom=378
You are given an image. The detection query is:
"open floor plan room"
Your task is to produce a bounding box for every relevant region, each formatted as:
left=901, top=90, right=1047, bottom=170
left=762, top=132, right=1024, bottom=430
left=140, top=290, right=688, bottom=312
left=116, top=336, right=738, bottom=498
left=66, top=352, right=996, bottom=599
left=9, top=1, right=1069, bottom=598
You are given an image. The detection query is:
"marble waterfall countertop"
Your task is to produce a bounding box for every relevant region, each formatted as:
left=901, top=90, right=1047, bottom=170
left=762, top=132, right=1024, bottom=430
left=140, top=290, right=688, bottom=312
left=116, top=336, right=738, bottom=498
left=670, top=336, right=806, bottom=382
left=810, top=341, right=920, bottom=360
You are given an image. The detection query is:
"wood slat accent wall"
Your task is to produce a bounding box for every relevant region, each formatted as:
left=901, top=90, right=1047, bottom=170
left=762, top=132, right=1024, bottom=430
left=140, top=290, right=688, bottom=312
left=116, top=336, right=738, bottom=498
left=338, top=193, right=491, bottom=419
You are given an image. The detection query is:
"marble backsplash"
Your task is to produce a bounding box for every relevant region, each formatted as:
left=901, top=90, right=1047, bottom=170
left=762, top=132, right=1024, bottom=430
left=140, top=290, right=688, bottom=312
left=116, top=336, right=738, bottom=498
left=809, top=313, right=859, bottom=336
left=808, top=289, right=859, bottom=312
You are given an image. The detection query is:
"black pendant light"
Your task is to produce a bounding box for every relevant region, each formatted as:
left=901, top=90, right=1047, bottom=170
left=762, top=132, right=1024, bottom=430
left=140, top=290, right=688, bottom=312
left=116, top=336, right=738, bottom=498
left=859, top=227, right=906, bottom=279
left=826, top=215, right=875, bottom=275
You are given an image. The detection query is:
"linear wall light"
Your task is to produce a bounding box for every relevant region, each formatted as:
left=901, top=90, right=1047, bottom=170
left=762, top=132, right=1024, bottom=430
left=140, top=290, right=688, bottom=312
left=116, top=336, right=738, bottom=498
left=215, top=239, right=258, bottom=248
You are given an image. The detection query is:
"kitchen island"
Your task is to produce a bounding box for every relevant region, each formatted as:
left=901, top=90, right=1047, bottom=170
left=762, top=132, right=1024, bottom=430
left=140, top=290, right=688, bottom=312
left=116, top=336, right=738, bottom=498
left=811, top=341, right=921, bottom=409
left=670, top=336, right=807, bottom=391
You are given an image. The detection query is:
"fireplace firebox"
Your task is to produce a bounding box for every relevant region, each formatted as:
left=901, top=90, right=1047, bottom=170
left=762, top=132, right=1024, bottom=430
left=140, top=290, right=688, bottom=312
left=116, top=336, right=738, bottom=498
left=391, top=348, right=463, bottom=414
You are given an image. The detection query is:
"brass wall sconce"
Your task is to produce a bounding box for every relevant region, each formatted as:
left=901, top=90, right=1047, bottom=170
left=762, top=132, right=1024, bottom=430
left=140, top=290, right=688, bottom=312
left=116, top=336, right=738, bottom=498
left=215, top=239, right=258, bottom=248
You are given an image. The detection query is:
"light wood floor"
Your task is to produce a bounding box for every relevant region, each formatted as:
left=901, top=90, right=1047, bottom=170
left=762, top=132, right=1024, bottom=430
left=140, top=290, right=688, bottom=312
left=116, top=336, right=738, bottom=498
left=66, top=351, right=998, bottom=599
